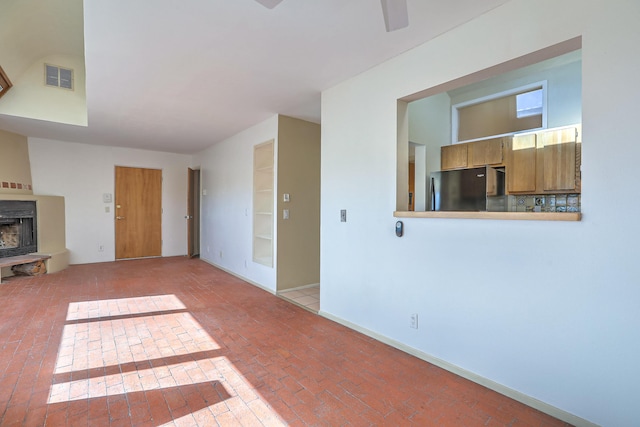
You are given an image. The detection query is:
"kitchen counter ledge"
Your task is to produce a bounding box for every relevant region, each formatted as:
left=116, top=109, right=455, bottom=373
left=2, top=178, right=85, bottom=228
left=394, top=211, right=581, bottom=221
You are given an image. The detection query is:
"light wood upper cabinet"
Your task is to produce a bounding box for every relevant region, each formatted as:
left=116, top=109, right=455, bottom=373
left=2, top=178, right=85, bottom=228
left=507, top=134, right=537, bottom=193
left=469, top=137, right=505, bottom=167
left=506, top=126, right=581, bottom=194
left=441, top=144, right=468, bottom=170
left=442, top=138, right=505, bottom=170
left=541, top=127, right=577, bottom=192
left=443, top=125, right=581, bottom=195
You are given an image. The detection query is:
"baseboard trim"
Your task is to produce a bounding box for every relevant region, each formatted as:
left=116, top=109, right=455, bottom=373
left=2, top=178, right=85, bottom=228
left=191, top=262, right=597, bottom=426
left=277, top=282, right=320, bottom=293
left=199, top=258, right=276, bottom=295
left=319, top=311, right=598, bottom=427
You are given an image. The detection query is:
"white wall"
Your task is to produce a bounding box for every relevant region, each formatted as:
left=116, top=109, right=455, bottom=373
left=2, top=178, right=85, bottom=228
left=409, top=92, right=451, bottom=207
left=409, top=54, right=581, bottom=153
left=28, top=138, right=191, bottom=264
left=320, top=1, right=640, bottom=426
left=0, top=54, right=87, bottom=126
left=194, top=116, right=278, bottom=292
left=448, top=53, right=582, bottom=131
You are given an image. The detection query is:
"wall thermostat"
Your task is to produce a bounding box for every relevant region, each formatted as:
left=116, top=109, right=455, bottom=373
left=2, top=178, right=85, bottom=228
left=395, top=221, right=403, bottom=237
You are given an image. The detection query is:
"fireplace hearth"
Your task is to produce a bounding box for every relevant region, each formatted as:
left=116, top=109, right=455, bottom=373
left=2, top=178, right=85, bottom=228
left=0, top=200, right=37, bottom=258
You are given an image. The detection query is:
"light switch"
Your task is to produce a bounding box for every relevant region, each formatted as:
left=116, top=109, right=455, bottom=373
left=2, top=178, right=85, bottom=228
left=340, top=209, right=347, bottom=222
left=283, top=209, right=289, bottom=220
left=105, top=206, right=110, bottom=213
left=283, top=193, right=290, bottom=202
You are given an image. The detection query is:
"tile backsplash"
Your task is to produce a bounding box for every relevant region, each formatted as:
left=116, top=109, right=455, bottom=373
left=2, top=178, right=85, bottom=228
left=508, top=194, right=580, bottom=213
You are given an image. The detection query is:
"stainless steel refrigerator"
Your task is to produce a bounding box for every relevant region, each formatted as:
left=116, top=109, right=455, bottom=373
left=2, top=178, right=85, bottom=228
left=429, top=166, right=506, bottom=212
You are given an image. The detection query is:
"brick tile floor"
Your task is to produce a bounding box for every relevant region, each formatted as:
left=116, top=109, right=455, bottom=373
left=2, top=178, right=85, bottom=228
left=0, top=257, right=573, bottom=426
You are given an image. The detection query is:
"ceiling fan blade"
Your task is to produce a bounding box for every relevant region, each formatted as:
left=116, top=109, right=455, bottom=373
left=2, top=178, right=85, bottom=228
left=381, top=0, right=409, bottom=32
left=255, top=0, right=284, bottom=9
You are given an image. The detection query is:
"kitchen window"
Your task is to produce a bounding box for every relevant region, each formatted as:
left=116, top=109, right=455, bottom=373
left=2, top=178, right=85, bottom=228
left=516, top=88, right=543, bottom=118
left=452, top=82, right=547, bottom=144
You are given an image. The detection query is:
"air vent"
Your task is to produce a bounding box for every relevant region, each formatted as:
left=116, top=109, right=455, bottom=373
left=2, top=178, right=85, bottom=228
left=45, top=64, right=74, bottom=90
left=0, top=65, right=12, bottom=100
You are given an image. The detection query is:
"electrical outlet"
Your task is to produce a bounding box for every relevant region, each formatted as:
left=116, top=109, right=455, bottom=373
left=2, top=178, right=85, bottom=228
left=98, top=245, right=104, bottom=252
left=219, top=250, right=223, bottom=258
left=410, top=313, right=418, bottom=329
left=340, top=209, right=347, bottom=222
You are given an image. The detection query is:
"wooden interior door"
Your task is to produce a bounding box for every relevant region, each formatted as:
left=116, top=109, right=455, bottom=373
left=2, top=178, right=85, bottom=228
left=115, top=166, right=162, bottom=259
left=187, top=168, right=200, bottom=258
left=408, top=162, right=415, bottom=211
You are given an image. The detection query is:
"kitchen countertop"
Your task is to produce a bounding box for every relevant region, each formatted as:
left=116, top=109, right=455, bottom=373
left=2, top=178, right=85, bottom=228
left=393, top=211, right=581, bottom=221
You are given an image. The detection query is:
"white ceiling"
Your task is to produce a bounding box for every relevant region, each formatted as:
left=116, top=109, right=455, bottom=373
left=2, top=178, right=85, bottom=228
left=0, top=0, right=510, bottom=154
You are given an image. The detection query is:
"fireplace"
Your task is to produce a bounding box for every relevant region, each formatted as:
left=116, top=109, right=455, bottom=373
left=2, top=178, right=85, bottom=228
left=0, top=200, right=37, bottom=258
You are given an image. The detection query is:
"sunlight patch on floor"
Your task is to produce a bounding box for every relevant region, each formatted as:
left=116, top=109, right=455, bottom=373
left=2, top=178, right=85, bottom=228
left=66, top=294, right=186, bottom=321
left=49, top=295, right=282, bottom=424
left=54, top=311, right=218, bottom=373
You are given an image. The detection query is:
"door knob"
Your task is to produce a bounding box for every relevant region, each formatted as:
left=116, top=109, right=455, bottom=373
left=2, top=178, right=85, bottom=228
left=116, top=216, right=126, bottom=220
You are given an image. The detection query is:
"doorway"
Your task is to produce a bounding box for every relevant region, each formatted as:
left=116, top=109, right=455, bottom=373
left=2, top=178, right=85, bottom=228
left=408, top=160, right=415, bottom=211
left=114, top=166, right=162, bottom=259
left=187, top=168, right=200, bottom=258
